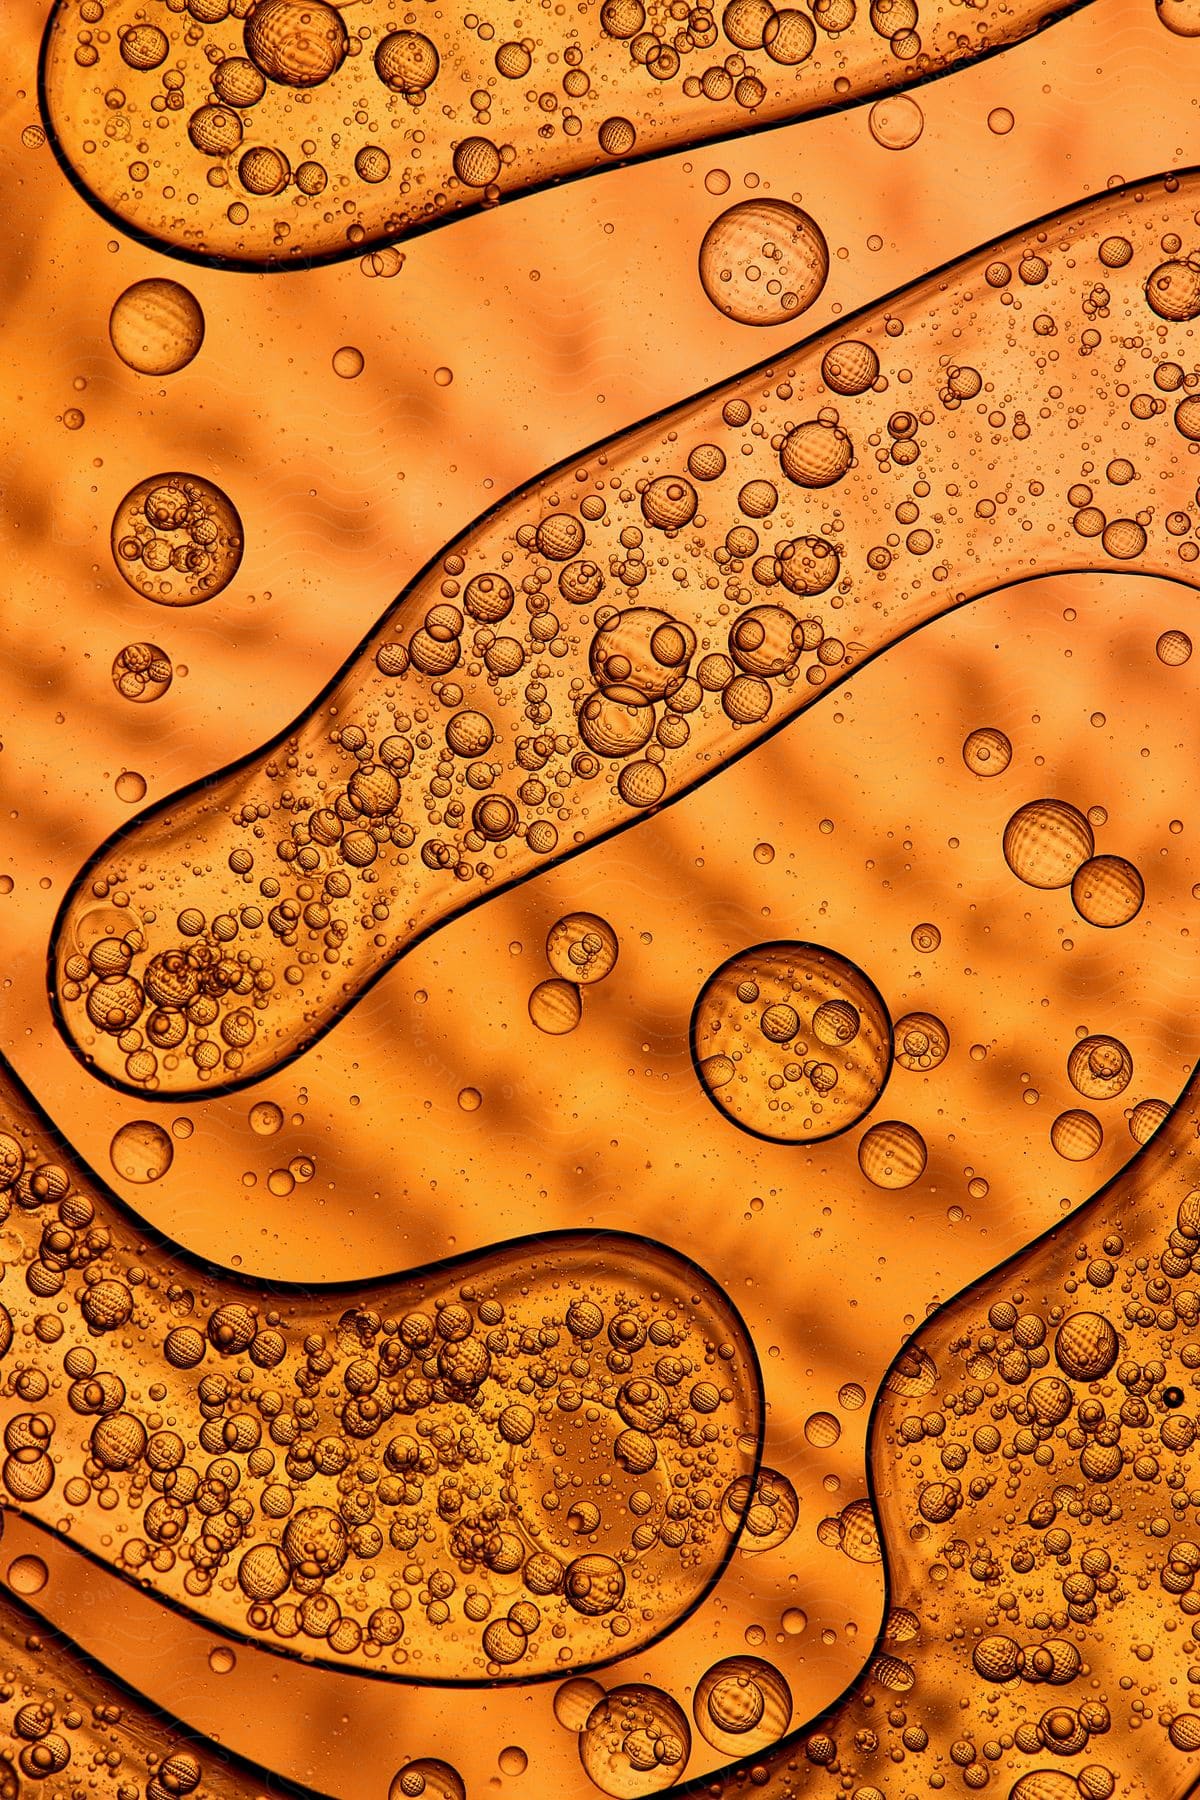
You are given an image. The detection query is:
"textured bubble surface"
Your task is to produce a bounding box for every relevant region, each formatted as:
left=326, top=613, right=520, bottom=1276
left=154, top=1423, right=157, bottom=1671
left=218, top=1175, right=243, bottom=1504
left=40, top=0, right=1091, bottom=268
left=0, top=1053, right=760, bottom=1683
left=52, top=172, right=1200, bottom=1098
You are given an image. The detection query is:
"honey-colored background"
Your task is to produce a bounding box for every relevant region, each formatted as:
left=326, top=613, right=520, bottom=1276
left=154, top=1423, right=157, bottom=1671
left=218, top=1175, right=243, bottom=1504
left=3, top=0, right=1200, bottom=1789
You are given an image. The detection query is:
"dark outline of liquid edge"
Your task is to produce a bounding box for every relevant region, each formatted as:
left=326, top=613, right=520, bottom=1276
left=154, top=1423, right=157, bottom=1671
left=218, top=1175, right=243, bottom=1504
left=0, top=1046, right=767, bottom=1693
left=0, top=1574, right=339, bottom=1799
left=668, top=1075, right=1200, bottom=1796
left=35, top=0, right=1095, bottom=276
left=43, top=157, right=1200, bottom=1103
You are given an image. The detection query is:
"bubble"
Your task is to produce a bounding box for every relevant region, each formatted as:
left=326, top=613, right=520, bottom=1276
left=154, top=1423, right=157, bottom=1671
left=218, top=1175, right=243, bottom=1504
left=208, top=1645, right=236, bottom=1673
left=114, top=770, right=147, bottom=805
left=868, top=94, right=924, bottom=149
left=721, top=1466, right=799, bottom=1552
left=1071, top=854, right=1145, bottom=927
left=108, top=279, right=204, bottom=376
left=1158, top=0, right=1200, bottom=29
left=1067, top=1034, right=1133, bottom=1100
left=910, top=922, right=941, bottom=953
left=821, top=339, right=879, bottom=395
left=111, top=642, right=173, bottom=703
left=962, top=725, right=1012, bottom=776
left=1054, top=1310, right=1119, bottom=1381
left=555, top=1677, right=608, bottom=1731
left=529, top=978, right=583, bottom=1035
left=987, top=106, right=1015, bottom=133
left=457, top=1086, right=482, bottom=1111
left=248, top=1100, right=284, bottom=1135
left=805, top=1410, right=841, bottom=1446
left=55, top=169, right=1200, bottom=1104
left=1156, top=627, right=1193, bottom=663
left=1129, top=1096, right=1171, bottom=1143
left=691, top=941, right=893, bottom=1143
left=389, top=1760, right=466, bottom=1800
left=434, top=367, right=454, bottom=387
left=499, top=1746, right=528, bottom=1775
left=332, top=346, right=364, bottom=379
left=546, top=913, right=619, bottom=983
left=578, top=1683, right=691, bottom=1796
left=693, top=1654, right=792, bottom=1754
left=858, top=1120, right=927, bottom=1189
left=245, top=0, right=348, bottom=87
left=894, top=1012, right=949, bottom=1071
left=6, top=1555, right=47, bottom=1596
left=111, top=473, right=243, bottom=607
left=1050, top=1109, right=1103, bottom=1161
left=1003, top=799, right=1094, bottom=889
left=109, top=1119, right=174, bottom=1182
left=0, top=1046, right=756, bottom=1688
left=839, top=1381, right=866, bottom=1409
left=698, top=199, right=829, bottom=326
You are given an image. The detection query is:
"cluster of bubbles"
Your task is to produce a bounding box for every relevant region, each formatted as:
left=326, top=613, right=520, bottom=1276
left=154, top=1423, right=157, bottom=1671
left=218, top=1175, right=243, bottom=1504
left=550, top=1649, right=792, bottom=1793
left=688, top=1060, right=1200, bottom=1799
left=52, top=172, right=1200, bottom=1098
left=0, top=1538, right=328, bottom=1800
left=41, top=0, right=1071, bottom=266
left=110, top=471, right=243, bottom=606
left=698, top=199, right=829, bottom=325
left=691, top=941, right=936, bottom=1189
left=529, top=911, right=620, bottom=1036
left=690, top=940, right=893, bottom=1143
left=111, top=640, right=174, bottom=702
left=0, top=1052, right=759, bottom=1681
left=1003, top=798, right=1145, bottom=929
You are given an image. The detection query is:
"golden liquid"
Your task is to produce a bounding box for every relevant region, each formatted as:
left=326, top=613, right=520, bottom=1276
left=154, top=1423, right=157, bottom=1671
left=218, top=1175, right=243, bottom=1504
left=9, top=0, right=1200, bottom=1792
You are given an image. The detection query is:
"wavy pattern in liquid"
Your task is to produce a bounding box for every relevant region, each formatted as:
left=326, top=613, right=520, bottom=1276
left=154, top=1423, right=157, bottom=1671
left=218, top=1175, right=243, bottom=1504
left=49, top=166, right=1200, bottom=1098
left=37, top=0, right=1092, bottom=270
left=0, top=1053, right=760, bottom=1685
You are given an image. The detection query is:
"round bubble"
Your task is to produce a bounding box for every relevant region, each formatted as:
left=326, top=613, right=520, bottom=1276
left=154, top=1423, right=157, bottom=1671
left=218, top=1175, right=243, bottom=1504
left=1067, top=1034, right=1132, bottom=1100
left=720, top=1466, right=799, bottom=1552
left=546, top=914, right=619, bottom=984
left=112, top=642, right=173, bottom=703
left=858, top=1120, right=927, bottom=1189
left=109, top=279, right=205, bottom=376
left=555, top=1677, right=608, bottom=1731
left=690, top=941, right=893, bottom=1143
left=389, top=1760, right=466, bottom=1800
left=529, top=978, right=583, bottom=1035
left=693, top=1654, right=792, bottom=1754
left=1050, top=1109, right=1103, bottom=1161
left=110, top=1119, right=174, bottom=1183
left=111, top=473, right=243, bottom=606
left=578, top=1683, right=691, bottom=1796
left=1070, top=855, right=1145, bottom=928
left=1002, top=799, right=1093, bottom=889
left=698, top=199, right=829, bottom=326
left=893, top=1012, right=949, bottom=1072
left=1157, top=628, right=1193, bottom=664
left=868, top=94, right=924, bottom=149
left=962, top=726, right=1012, bottom=777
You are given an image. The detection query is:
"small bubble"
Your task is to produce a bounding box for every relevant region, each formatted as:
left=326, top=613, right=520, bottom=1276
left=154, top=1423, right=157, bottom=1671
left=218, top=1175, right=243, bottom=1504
left=7, top=1555, right=48, bottom=1596
left=987, top=106, right=1015, bottom=134
left=434, top=366, right=454, bottom=386
left=332, top=345, right=364, bottom=379
left=458, top=1086, right=483, bottom=1111
left=249, top=1101, right=284, bottom=1136
left=208, top=1646, right=236, bottom=1674
left=115, top=770, right=147, bottom=804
